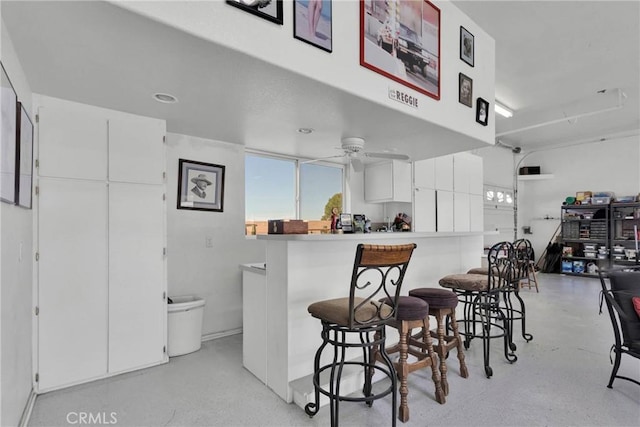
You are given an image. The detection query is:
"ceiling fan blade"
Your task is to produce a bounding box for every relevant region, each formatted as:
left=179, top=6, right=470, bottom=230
left=364, top=152, right=410, bottom=161
left=301, top=155, right=345, bottom=165
left=351, top=157, right=365, bottom=172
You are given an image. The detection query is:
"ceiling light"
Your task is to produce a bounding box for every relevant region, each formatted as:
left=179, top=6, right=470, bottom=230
left=153, top=93, right=178, bottom=104
left=297, top=128, right=314, bottom=134
left=495, top=102, right=513, bottom=118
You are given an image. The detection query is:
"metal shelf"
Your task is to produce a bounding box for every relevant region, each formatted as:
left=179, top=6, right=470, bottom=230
left=561, top=256, right=607, bottom=261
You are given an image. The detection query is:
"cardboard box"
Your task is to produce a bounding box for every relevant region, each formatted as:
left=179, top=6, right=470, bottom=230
left=518, top=166, right=540, bottom=175
left=268, top=220, right=309, bottom=234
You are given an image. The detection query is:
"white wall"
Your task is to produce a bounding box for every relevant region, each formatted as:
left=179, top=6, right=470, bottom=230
left=0, top=18, right=34, bottom=427
left=517, top=135, right=640, bottom=259
left=113, top=0, right=496, bottom=147
left=166, top=134, right=265, bottom=337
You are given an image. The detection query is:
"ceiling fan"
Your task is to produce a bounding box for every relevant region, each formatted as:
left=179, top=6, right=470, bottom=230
left=303, top=137, right=410, bottom=172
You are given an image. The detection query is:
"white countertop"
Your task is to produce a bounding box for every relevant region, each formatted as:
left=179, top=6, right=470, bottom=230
left=239, top=263, right=267, bottom=274
left=256, top=231, right=496, bottom=241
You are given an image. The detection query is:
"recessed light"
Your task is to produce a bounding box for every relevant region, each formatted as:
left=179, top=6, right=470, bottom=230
left=297, top=128, right=314, bottom=134
left=153, top=93, right=178, bottom=104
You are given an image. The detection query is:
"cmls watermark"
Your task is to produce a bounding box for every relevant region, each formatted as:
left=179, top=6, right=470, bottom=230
left=66, top=412, right=118, bottom=425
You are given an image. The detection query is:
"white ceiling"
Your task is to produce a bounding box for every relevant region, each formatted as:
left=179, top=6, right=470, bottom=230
left=3, top=0, right=639, bottom=161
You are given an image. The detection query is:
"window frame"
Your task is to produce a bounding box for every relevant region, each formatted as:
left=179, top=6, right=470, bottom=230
left=245, top=150, right=346, bottom=222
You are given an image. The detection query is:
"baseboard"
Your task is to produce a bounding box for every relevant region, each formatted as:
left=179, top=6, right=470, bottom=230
left=201, top=328, right=242, bottom=342
left=18, top=388, right=37, bottom=427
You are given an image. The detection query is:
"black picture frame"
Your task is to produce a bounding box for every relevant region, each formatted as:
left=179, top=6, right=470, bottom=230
left=177, top=159, right=225, bottom=212
left=459, top=73, right=473, bottom=107
left=476, top=97, right=489, bottom=126
left=16, top=102, right=34, bottom=209
left=294, top=0, right=332, bottom=53
left=226, top=0, right=283, bottom=25
left=460, top=26, right=474, bottom=67
left=0, top=62, right=17, bottom=205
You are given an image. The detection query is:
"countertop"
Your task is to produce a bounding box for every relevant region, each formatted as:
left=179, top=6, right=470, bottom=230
left=256, top=230, right=496, bottom=241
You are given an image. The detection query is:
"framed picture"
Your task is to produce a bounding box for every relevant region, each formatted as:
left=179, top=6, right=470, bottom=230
left=360, top=0, right=441, bottom=100
left=458, top=73, right=473, bottom=107
left=226, top=0, right=283, bottom=25
left=476, top=97, right=489, bottom=126
left=16, top=102, right=34, bottom=209
left=177, top=159, right=225, bottom=212
left=294, top=0, right=332, bottom=53
left=460, top=26, right=474, bottom=67
left=0, top=62, right=17, bottom=205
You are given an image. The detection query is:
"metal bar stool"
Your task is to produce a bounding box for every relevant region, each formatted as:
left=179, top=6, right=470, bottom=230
left=305, top=243, right=417, bottom=427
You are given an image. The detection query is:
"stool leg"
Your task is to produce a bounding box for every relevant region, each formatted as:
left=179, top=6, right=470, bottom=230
left=530, top=264, right=540, bottom=293
left=305, top=323, right=329, bottom=418
left=422, top=317, right=446, bottom=405
left=450, top=310, right=469, bottom=378
left=434, top=311, right=449, bottom=396
left=397, top=322, right=410, bottom=423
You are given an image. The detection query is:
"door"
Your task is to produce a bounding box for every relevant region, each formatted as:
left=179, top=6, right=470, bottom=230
left=108, top=183, right=166, bottom=373
left=38, top=178, right=108, bottom=391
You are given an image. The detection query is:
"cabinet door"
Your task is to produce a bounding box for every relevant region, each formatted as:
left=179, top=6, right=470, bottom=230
left=364, top=162, right=393, bottom=202
left=469, top=194, right=484, bottom=231
left=434, top=155, right=454, bottom=191
left=454, top=192, right=470, bottom=232
left=242, top=270, right=267, bottom=383
left=414, top=188, right=436, bottom=232
left=468, top=155, right=484, bottom=195
left=414, top=158, right=435, bottom=189
left=38, top=104, right=107, bottom=181
left=108, top=118, right=165, bottom=185
left=108, top=183, right=166, bottom=373
left=436, top=190, right=454, bottom=232
left=38, top=178, right=108, bottom=391
left=453, top=153, right=471, bottom=193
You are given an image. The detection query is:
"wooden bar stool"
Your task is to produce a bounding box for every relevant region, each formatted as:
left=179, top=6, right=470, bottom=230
left=408, top=288, right=469, bottom=395
left=373, top=296, right=445, bottom=423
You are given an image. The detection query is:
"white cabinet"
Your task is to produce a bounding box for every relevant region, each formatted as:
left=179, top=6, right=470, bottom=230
left=436, top=190, right=454, bottom=232
left=36, top=96, right=167, bottom=391
left=364, top=160, right=411, bottom=203
left=434, top=155, right=454, bottom=191
left=242, top=266, right=267, bottom=383
left=413, top=153, right=483, bottom=233
left=413, top=188, right=436, bottom=232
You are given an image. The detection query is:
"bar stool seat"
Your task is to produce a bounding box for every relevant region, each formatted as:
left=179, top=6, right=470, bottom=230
left=409, top=288, right=469, bottom=395
left=373, top=296, right=445, bottom=423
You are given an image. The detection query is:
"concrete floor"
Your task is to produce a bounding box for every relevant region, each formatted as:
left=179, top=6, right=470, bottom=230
left=29, top=273, right=640, bottom=426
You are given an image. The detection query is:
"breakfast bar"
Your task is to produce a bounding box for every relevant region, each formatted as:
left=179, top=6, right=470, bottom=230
left=242, top=231, right=489, bottom=407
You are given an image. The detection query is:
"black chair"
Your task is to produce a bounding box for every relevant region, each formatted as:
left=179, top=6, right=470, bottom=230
left=305, top=243, right=417, bottom=427
left=439, top=241, right=517, bottom=378
left=598, top=266, right=640, bottom=388
left=503, top=239, right=534, bottom=346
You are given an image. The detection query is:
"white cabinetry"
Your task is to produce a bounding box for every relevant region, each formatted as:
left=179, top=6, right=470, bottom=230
left=364, top=160, right=411, bottom=203
left=413, top=153, right=483, bottom=233
left=36, top=96, right=167, bottom=391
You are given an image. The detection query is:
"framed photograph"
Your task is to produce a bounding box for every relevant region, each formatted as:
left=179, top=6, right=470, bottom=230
left=177, top=159, right=225, bottom=212
left=226, top=0, right=283, bottom=25
left=0, top=62, right=17, bottom=205
left=460, top=26, right=474, bottom=67
left=16, top=102, right=34, bottom=209
left=476, top=97, right=489, bottom=126
left=360, top=0, right=441, bottom=100
left=294, top=0, right=332, bottom=53
left=458, top=73, right=473, bottom=107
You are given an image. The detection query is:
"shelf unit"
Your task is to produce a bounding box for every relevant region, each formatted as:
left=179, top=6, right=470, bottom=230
left=560, top=204, right=609, bottom=276
left=610, top=202, right=640, bottom=268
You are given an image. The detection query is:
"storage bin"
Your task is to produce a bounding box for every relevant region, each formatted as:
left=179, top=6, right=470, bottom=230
left=562, top=261, right=573, bottom=273
left=167, top=296, right=206, bottom=357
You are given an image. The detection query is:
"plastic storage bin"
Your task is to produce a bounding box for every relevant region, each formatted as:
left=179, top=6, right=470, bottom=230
left=167, top=295, right=205, bottom=357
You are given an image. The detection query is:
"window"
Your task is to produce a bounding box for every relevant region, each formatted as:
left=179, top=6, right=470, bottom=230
left=245, top=153, right=343, bottom=235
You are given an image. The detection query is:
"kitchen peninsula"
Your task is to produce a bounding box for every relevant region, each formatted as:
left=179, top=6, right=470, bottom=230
left=242, top=231, right=489, bottom=407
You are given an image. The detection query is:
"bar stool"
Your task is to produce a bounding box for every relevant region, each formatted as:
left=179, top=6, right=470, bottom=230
left=408, top=288, right=469, bottom=395
left=372, top=296, right=445, bottom=423
left=438, top=241, right=516, bottom=378
left=305, top=243, right=417, bottom=427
